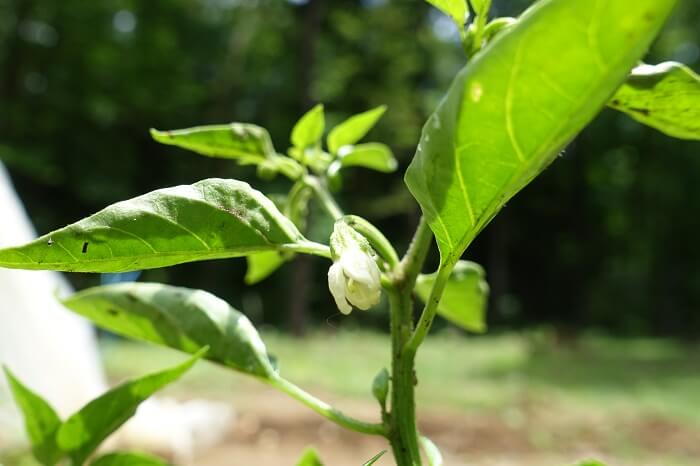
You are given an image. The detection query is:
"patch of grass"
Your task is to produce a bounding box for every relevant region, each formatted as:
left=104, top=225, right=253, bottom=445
left=101, top=329, right=700, bottom=426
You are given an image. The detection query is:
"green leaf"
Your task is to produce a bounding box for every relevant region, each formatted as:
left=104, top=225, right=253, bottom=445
left=150, top=123, right=275, bottom=162
left=3, top=368, right=64, bottom=466
left=420, top=436, right=444, bottom=466
left=327, top=105, right=387, bottom=154
left=56, top=350, right=205, bottom=466
left=91, top=452, right=170, bottom=466
left=245, top=251, right=287, bottom=284
left=62, top=282, right=275, bottom=377
left=339, top=143, right=398, bottom=173
left=291, top=104, right=325, bottom=150
left=571, top=461, right=607, bottom=466
left=415, top=261, right=489, bottom=333
left=295, top=447, right=324, bottom=466
left=0, top=179, right=305, bottom=273
left=426, top=0, right=468, bottom=27
left=470, top=0, right=492, bottom=17
left=362, top=450, right=386, bottom=466
left=405, top=0, right=677, bottom=266
left=609, top=61, right=700, bottom=140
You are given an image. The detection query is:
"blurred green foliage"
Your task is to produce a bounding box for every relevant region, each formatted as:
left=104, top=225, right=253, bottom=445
left=0, top=0, right=699, bottom=336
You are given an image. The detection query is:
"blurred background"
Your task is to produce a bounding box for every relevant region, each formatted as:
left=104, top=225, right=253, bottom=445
left=0, top=0, right=699, bottom=465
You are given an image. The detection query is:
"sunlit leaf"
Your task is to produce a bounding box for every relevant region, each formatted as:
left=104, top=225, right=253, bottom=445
left=609, top=61, right=700, bottom=140
left=0, top=179, right=305, bottom=273
left=150, top=123, right=275, bottom=162
left=339, top=143, right=397, bottom=173
left=295, top=447, right=324, bottom=466
left=3, top=368, right=63, bottom=466
left=426, top=0, right=468, bottom=27
left=56, top=350, right=205, bottom=466
left=62, top=283, right=275, bottom=377
left=91, top=452, right=171, bottom=466
left=292, top=104, right=325, bottom=149
left=405, top=0, right=677, bottom=266
left=415, top=260, right=489, bottom=333
left=470, top=0, right=492, bottom=17
left=327, top=106, right=386, bottom=154
left=420, top=436, right=444, bottom=466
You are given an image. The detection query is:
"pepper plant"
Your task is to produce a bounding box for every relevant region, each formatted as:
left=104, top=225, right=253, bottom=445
left=2, top=0, right=699, bottom=464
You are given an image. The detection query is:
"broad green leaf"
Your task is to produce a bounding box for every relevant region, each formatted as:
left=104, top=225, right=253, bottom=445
left=339, top=143, right=398, bottom=173
left=245, top=251, right=287, bottom=284
left=362, top=450, right=386, bottom=466
left=327, top=105, right=387, bottom=154
left=3, top=368, right=63, bottom=466
left=295, top=447, right=324, bottom=466
left=426, top=0, right=468, bottom=27
left=244, top=251, right=286, bottom=285
left=470, top=0, right=491, bottom=17
left=405, top=0, right=677, bottom=265
left=91, top=452, right=170, bottom=466
left=571, top=461, right=607, bottom=466
left=62, top=283, right=275, bottom=377
left=291, top=104, right=325, bottom=150
left=150, top=123, right=275, bottom=162
left=609, top=62, right=700, bottom=140
left=56, top=350, right=205, bottom=466
left=415, top=261, right=489, bottom=333
left=420, top=436, right=444, bottom=466
left=0, top=179, right=305, bottom=273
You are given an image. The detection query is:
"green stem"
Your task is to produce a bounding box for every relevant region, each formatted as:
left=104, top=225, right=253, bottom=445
left=305, top=175, right=344, bottom=220
left=388, top=289, right=422, bottom=465
left=397, top=216, right=433, bottom=287
left=405, top=262, right=453, bottom=353
left=268, top=375, right=387, bottom=436
left=385, top=216, right=435, bottom=466
left=283, top=240, right=332, bottom=259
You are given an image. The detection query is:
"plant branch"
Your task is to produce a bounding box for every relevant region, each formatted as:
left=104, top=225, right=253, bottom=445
left=383, top=216, right=435, bottom=466
left=267, top=375, right=387, bottom=436
left=304, top=175, right=344, bottom=220
left=405, top=262, right=453, bottom=354
left=396, top=216, right=433, bottom=288
left=283, top=240, right=332, bottom=259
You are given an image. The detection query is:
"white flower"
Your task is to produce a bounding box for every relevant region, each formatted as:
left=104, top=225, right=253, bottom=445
left=327, top=245, right=382, bottom=315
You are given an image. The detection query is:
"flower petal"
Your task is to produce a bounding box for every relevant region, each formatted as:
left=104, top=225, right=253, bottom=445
left=328, top=262, right=352, bottom=314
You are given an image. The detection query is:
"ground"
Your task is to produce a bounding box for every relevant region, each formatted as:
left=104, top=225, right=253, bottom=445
left=106, top=330, right=700, bottom=466
left=3, top=330, right=700, bottom=465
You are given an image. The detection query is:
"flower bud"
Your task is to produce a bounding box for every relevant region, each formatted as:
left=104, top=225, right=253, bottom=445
left=327, top=222, right=382, bottom=315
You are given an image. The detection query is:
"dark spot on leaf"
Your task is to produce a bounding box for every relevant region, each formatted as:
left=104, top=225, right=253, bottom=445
left=82, top=242, right=89, bottom=254
left=107, top=308, right=119, bottom=316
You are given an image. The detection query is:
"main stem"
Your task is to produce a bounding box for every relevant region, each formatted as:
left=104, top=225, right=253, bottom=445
left=388, top=217, right=433, bottom=466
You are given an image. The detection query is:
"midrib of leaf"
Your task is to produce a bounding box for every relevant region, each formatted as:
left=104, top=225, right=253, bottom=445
left=445, top=12, right=631, bottom=264
left=505, top=40, right=527, bottom=164
left=587, top=0, right=608, bottom=72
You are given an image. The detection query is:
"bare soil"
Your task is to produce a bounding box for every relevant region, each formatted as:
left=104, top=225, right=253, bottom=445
left=193, top=387, right=700, bottom=466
